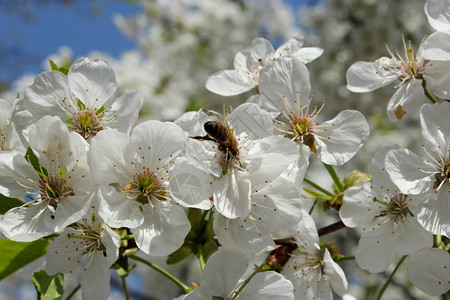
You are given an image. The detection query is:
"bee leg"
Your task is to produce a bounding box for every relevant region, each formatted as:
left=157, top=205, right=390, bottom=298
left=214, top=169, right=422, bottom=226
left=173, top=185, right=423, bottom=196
left=189, top=135, right=216, bottom=142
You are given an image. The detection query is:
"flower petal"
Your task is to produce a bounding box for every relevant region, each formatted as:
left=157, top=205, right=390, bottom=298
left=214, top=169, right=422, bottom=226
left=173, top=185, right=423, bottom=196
left=68, top=57, right=117, bottom=109
left=346, top=61, right=397, bottom=93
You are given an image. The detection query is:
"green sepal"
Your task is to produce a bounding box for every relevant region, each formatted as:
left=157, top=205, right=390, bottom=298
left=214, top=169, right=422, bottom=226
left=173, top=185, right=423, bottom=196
left=31, top=269, right=64, bottom=300
left=0, top=238, right=50, bottom=280
left=201, top=239, right=218, bottom=263
left=48, top=60, right=68, bottom=76
left=303, top=188, right=333, bottom=201
left=166, top=242, right=194, bottom=265
left=113, top=248, right=135, bottom=277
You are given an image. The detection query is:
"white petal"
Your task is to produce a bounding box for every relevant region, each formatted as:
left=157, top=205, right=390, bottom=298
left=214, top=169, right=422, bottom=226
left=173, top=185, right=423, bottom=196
left=425, top=0, right=450, bottom=32
left=424, top=60, right=450, bottom=98
left=258, top=56, right=311, bottom=113
left=291, top=210, right=320, bottom=247
left=420, top=102, right=450, bottom=152
left=133, top=201, right=191, bottom=256
left=88, top=129, right=136, bottom=186
left=340, top=183, right=380, bottom=228
left=385, top=149, right=435, bottom=194
left=169, top=158, right=214, bottom=209
left=97, top=186, right=144, bottom=228
left=131, top=120, right=185, bottom=168
left=249, top=37, right=275, bottom=62
left=323, top=249, right=348, bottom=296
left=239, top=272, right=294, bottom=300
left=103, top=91, right=143, bottom=134
left=213, top=169, right=251, bottom=219
left=294, top=47, right=324, bottom=63
left=386, top=81, right=427, bottom=121
left=355, top=221, right=395, bottom=273
left=0, top=201, right=53, bottom=241
left=53, top=195, right=91, bottom=232
left=417, top=186, right=450, bottom=237
left=201, top=248, right=248, bottom=297
left=81, top=251, right=111, bottom=300
left=315, top=110, right=369, bottom=166
left=391, top=216, right=433, bottom=255
left=227, top=103, right=273, bottom=140
left=68, top=57, right=117, bottom=109
left=24, top=71, right=73, bottom=120
left=421, top=32, right=450, bottom=60
left=205, top=69, right=254, bottom=96
left=45, top=227, right=83, bottom=275
left=0, top=153, right=39, bottom=198
left=214, top=215, right=275, bottom=258
left=250, top=174, right=302, bottom=232
left=274, top=37, right=304, bottom=57
left=346, top=61, right=397, bottom=92
left=407, top=247, right=450, bottom=296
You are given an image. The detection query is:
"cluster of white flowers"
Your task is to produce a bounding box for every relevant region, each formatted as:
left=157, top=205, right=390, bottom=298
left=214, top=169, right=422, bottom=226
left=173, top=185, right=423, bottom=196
left=0, top=0, right=449, bottom=299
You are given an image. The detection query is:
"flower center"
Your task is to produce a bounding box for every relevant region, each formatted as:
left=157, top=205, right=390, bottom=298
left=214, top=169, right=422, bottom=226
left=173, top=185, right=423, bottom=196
left=376, top=38, right=426, bottom=83
left=38, top=175, right=73, bottom=211
left=434, top=159, right=450, bottom=190
left=69, top=221, right=108, bottom=257
left=71, top=109, right=103, bottom=139
left=379, top=194, right=413, bottom=223
left=289, top=116, right=317, bottom=152
left=121, top=168, right=167, bottom=204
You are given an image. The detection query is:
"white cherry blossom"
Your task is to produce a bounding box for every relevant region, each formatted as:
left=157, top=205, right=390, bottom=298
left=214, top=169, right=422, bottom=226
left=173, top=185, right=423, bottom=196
left=0, top=116, right=93, bottom=241
left=184, top=103, right=302, bottom=220
left=340, top=148, right=433, bottom=273
left=257, top=56, right=369, bottom=166
left=346, top=37, right=450, bottom=120
left=283, top=210, right=348, bottom=299
left=24, top=57, right=143, bottom=140
left=182, top=248, right=294, bottom=300
left=385, top=102, right=450, bottom=237
left=45, top=211, right=120, bottom=300
left=407, top=247, right=450, bottom=296
left=206, top=37, right=323, bottom=96
left=88, top=121, right=191, bottom=255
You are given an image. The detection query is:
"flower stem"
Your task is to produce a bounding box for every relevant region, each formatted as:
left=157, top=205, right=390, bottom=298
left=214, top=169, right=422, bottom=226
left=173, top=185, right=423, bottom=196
left=322, top=163, right=344, bottom=192
left=334, top=254, right=355, bottom=262
left=232, top=270, right=258, bottom=299
left=121, top=276, right=130, bottom=300
left=317, top=220, right=346, bottom=236
left=129, top=254, right=191, bottom=294
left=65, top=284, right=81, bottom=300
left=120, top=234, right=135, bottom=240
left=304, top=178, right=334, bottom=197
left=422, top=79, right=438, bottom=103
left=198, top=243, right=206, bottom=271
left=434, top=235, right=442, bottom=249
left=376, top=255, right=407, bottom=300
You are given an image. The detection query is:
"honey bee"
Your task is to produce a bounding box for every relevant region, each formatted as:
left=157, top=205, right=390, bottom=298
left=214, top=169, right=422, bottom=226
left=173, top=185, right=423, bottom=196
left=191, top=121, right=240, bottom=163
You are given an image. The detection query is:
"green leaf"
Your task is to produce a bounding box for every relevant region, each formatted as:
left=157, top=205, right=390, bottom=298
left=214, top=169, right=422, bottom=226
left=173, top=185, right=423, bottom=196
left=0, top=238, right=50, bottom=280
left=32, top=270, right=64, bottom=300
left=0, top=193, right=24, bottom=214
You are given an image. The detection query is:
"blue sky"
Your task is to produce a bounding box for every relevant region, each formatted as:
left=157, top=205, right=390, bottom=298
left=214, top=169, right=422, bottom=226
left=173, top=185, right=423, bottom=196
left=0, top=0, right=316, bottom=84
left=0, top=1, right=140, bottom=82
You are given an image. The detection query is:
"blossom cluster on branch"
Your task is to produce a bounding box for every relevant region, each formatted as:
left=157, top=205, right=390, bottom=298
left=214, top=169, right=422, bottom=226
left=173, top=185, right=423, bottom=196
left=0, top=0, right=449, bottom=299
